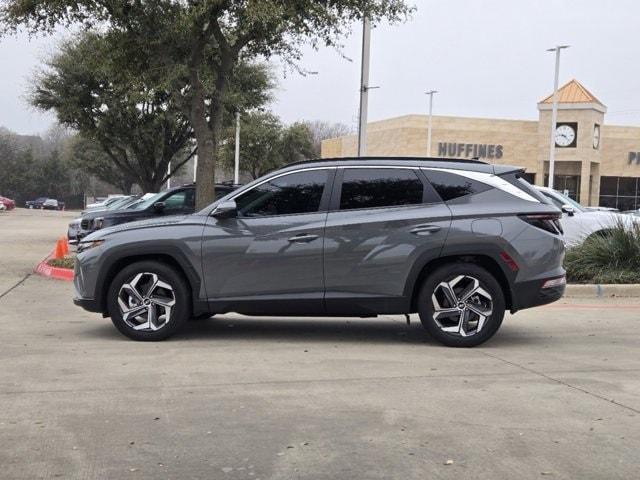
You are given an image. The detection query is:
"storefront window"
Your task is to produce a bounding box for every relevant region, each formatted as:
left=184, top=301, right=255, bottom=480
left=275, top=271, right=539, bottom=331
left=544, top=175, right=581, bottom=201
left=599, top=176, right=640, bottom=211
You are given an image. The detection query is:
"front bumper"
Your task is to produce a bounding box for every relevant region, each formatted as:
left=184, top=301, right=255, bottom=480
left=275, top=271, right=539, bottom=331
left=73, top=297, right=101, bottom=313
left=511, top=275, right=566, bottom=311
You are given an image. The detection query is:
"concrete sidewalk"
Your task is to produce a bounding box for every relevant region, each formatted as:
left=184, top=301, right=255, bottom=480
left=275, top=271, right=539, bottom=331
left=1, top=211, right=638, bottom=480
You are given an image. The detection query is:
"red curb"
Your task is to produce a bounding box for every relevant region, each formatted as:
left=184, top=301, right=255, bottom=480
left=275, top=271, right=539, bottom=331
left=34, top=250, right=74, bottom=282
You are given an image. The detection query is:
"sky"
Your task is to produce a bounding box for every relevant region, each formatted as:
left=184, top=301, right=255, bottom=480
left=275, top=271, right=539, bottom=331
left=2, top=0, right=640, bottom=136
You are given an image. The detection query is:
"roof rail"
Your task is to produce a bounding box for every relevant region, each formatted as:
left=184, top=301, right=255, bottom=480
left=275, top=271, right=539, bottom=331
left=284, top=156, right=489, bottom=168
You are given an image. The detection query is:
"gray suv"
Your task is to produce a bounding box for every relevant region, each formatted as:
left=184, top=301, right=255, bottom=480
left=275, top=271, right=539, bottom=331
left=73, top=158, right=566, bottom=347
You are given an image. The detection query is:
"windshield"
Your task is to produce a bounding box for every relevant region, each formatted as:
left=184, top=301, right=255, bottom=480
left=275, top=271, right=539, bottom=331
left=106, top=196, right=133, bottom=210
left=543, top=190, right=586, bottom=212
left=128, top=191, right=165, bottom=210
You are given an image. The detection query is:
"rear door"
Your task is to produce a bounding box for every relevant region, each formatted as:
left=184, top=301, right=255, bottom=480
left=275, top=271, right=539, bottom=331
left=323, top=166, right=451, bottom=313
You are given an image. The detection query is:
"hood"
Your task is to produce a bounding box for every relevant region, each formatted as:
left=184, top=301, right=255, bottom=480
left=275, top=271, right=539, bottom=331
left=83, top=214, right=206, bottom=241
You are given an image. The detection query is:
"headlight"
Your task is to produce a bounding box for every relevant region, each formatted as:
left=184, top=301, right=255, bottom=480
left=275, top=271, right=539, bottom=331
left=77, top=239, right=105, bottom=253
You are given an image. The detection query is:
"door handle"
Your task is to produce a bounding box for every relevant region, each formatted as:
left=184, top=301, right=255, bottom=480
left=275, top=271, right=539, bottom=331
left=410, top=224, right=441, bottom=235
left=287, top=233, right=319, bottom=243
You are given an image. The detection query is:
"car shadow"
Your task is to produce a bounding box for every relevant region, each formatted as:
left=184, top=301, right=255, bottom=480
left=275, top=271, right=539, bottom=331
left=82, top=316, right=540, bottom=347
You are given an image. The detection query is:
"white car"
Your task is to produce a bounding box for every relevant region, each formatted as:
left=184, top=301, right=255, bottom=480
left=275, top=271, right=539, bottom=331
left=0, top=202, right=5, bottom=211
left=536, top=186, right=640, bottom=246
left=85, top=195, right=126, bottom=210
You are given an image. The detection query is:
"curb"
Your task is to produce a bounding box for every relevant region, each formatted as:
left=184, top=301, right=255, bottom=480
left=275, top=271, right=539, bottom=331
left=34, top=251, right=74, bottom=282
left=564, top=284, right=640, bottom=298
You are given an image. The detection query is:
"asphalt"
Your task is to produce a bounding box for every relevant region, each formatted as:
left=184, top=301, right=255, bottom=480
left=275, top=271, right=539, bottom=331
left=0, top=209, right=638, bottom=479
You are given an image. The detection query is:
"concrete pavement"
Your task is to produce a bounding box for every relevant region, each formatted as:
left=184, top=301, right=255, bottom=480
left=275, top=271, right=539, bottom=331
left=0, top=210, right=638, bottom=479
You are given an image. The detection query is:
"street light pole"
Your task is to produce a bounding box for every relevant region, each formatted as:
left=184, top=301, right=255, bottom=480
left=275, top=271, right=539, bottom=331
left=166, top=162, right=171, bottom=190
left=234, top=111, right=241, bottom=184
left=357, top=16, right=371, bottom=157
left=546, top=45, right=569, bottom=190
left=425, top=90, right=437, bottom=157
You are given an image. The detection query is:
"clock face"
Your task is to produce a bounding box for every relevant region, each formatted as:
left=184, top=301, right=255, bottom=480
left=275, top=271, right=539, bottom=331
left=555, top=124, right=576, bottom=147
left=593, top=124, right=601, bottom=149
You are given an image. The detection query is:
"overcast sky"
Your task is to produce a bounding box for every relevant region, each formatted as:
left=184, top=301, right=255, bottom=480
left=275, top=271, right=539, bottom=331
left=2, top=0, right=640, bottom=136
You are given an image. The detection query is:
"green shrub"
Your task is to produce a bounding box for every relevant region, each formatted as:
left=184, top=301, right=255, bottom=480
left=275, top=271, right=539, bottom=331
left=47, top=256, right=75, bottom=269
left=565, top=220, right=640, bottom=284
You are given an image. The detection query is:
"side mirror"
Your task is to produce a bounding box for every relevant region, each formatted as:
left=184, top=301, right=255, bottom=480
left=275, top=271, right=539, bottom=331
left=153, top=201, right=165, bottom=212
left=561, top=204, right=575, bottom=216
left=212, top=200, right=237, bottom=219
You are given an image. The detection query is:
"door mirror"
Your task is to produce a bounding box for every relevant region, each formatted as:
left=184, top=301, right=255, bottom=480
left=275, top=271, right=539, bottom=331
left=212, top=200, right=237, bottom=219
left=561, top=204, right=575, bottom=216
left=153, top=201, right=166, bottom=212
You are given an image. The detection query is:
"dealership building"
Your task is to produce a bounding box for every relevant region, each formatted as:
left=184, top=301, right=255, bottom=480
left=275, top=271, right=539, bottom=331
left=321, top=79, right=640, bottom=210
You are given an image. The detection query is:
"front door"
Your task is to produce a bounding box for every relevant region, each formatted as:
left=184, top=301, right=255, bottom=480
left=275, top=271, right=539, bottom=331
left=201, top=168, right=334, bottom=314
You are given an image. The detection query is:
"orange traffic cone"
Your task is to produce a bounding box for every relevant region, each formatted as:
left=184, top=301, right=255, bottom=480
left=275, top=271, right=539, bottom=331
left=53, top=238, right=65, bottom=259
left=61, top=237, right=69, bottom=256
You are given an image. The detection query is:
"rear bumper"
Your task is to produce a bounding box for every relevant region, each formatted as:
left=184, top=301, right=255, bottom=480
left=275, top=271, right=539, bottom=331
left=511, top=276, right=565, bottom=311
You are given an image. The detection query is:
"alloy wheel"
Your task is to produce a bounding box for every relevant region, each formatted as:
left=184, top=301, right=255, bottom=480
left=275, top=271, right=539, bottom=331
left=431, top=275, right=493, bottom=337
left=117, top=272, right=176, bottom=331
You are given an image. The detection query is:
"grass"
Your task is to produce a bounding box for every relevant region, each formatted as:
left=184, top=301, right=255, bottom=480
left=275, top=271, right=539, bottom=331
left=565, top=221, right=640, bottom=284
left=47, top=256, right=75, bottom=269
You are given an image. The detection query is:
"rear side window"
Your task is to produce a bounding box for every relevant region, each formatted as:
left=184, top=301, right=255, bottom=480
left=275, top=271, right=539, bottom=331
left=339, top=168, right=424, bottom=210
left=425, top=170, right=491, bottom=201
left=235, top=170, right=328, bottom=217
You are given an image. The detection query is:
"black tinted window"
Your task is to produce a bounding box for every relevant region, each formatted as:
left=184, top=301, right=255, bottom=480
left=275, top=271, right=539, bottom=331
left=426, top=170, right=491, bottom=201
left=339, top=168, right=424, bottom=210
left=235, top=170, right=328, bottom=217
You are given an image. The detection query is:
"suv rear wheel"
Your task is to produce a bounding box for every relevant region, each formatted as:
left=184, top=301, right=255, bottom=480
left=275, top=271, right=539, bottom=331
left=417, top=263, right=505, bottom=347
left=107, top=261, right=190, bottom=341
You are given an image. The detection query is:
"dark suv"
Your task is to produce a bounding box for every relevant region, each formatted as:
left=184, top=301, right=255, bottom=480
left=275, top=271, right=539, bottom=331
left=73, top=158, right=566, bottom=347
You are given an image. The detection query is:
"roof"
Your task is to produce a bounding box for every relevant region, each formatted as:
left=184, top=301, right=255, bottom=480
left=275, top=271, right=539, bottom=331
left=539, top=79, right=604, bottom=106
left=278, top=157, right=524, bottom=176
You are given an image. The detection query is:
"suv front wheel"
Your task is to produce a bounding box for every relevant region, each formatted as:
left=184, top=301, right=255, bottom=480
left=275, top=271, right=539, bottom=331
left=417, top=263, right=505, bottom=347
left=107, top=261, right=190, bottom=341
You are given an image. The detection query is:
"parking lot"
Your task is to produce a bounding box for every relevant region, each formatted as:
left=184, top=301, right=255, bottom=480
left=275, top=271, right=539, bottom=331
left=0, top=209, right=638, bottom=479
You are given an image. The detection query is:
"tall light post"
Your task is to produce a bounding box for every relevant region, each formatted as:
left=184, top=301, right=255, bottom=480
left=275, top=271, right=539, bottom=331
left=425, top=90, right=437, bottom=157
left=234, top=111, right=241, bottom=184
left=546, top=45, right=569, bottom=190
left=357, top=16, right=371, bottom=157
left=166, top=162, right=171, bottom=189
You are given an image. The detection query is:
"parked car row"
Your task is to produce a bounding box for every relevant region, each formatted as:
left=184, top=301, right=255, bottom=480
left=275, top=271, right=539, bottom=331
left=68, top=183, right=240, bottom=244
left=25, top=197, right=66, bottom=210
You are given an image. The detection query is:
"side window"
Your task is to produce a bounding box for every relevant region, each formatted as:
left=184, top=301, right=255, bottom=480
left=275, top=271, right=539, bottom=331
left=339, top=168, right=424, bottom=210
left=235, top=170, right=329, bottom=217
left=163, top=191, right=188, bottom=210
left=425, top=170, right=491, bottom=202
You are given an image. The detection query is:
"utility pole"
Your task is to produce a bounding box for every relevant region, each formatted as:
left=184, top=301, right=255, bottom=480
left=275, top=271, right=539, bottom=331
left=546, top=45, right=569, bottom=190
left=193, top=154, right=198, bottom=183
left=234, top=111, right=241, bottom=184
left=425, top=90, right=437, bottom=157
left=357, top=17, right=371, bottom=157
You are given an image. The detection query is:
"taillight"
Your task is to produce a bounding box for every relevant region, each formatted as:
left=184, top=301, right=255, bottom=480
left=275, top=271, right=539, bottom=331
left=518, top=213, right=563, bottom=235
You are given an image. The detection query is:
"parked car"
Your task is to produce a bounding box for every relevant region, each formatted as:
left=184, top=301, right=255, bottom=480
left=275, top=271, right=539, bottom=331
left=42, top=198, right=65, bottom=210
left=25, top=197, right=48, bottom=209
left=85, top=195, right=127, bottom=211
left=536, top=186, right=640, bottom=245
left=74, top=158, right=566, bottom=346
left=70, top=195, right=141, bottom=244
left=0, top=195, right=16, bottom=210
left=75, top=184, right=238, bottom=241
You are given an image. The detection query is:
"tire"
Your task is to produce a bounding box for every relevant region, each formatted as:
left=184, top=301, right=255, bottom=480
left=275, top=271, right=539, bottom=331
left=417, top=263, right=505, bottom=347
left=107, top=261, right=191, bottom=341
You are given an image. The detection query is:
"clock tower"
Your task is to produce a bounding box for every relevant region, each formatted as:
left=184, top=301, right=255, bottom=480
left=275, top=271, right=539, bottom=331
left=536, top=79, right=606, bottom=206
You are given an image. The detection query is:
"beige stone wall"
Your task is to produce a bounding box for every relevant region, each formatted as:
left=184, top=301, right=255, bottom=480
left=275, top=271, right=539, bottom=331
left=601, top=125, right=640, bottom=177
left=321, top=114, right=539, bottom=172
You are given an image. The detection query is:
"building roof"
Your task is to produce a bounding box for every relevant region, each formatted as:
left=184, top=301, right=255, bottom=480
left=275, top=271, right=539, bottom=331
left=539, top=79, right=604, bottom=106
